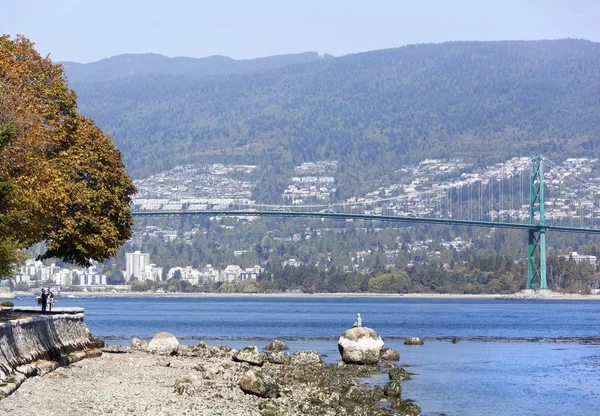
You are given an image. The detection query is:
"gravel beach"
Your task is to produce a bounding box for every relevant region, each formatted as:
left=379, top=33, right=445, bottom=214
left=0, top=343, right=415, bottom=416
left=0, top=349, right=261, bottom=416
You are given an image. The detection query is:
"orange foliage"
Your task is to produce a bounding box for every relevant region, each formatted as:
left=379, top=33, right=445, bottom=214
left=0, top=35, right=136, bottom=266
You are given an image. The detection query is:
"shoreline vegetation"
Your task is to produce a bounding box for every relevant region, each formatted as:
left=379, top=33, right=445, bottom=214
left=14, top=291, right=600, bottom=300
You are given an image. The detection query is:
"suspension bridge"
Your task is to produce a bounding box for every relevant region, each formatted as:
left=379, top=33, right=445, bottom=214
left=132, top=155, right=600, bottom=290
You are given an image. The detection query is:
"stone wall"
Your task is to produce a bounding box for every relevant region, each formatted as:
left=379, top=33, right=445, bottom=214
left=0, top=311, right=101, bottom=398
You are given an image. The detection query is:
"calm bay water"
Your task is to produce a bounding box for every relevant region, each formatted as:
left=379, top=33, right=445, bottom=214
left=13, top=295, right=600, bottom=415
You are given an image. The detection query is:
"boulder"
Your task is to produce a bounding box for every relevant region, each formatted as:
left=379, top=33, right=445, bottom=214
left=380, top=347, right=400, bottom=361
left=404, top=337, right=424, bottom=346
left=264, top=339, right=289, bottom=351
left=338, top=327, right=384, bottom=364
left=147, top=332, right=179, bottom=356
left=130, top=337, right=147, bottom=351
left=291, top=350, right=324, bottom=366
left=239, top=369, right=280, bottom=398
left=232, top=346, right=266, bottom=366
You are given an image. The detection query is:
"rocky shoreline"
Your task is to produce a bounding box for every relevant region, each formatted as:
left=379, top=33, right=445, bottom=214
left=0, top=335, right=421, bottom=416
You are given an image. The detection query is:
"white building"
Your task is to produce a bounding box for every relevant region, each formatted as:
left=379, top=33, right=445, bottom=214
left=167, top=266, right=199, bottom=285
left=198, top=265, right=219, bottom=284
left=221, top=265, right=243, bottom=282
left=565, top=251, right=597, bottom=267
left=239, top=265, right=262, bottom=280
left=142, top=264, right=163, bottom=282
left=125, top=251, right=151, bottom=282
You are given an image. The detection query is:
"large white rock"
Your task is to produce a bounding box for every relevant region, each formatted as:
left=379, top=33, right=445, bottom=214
left=147, top=332, right=179, bottom=356
left=338, top=327, right=384, bottom=364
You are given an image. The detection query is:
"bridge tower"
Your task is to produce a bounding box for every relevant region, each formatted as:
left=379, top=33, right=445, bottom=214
left=527, top=155, right=547, bottom=290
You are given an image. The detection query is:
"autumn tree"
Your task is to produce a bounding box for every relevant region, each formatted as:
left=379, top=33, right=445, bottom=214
left=0, top=35, right=136, bottom=274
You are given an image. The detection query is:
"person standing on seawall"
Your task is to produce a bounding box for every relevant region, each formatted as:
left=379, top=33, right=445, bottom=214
left=48, top=289, right=55, bottom=311
left=40, top=288, right=47, bottom=312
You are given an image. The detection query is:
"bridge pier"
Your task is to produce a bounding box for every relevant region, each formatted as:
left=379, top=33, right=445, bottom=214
left=527, top=155, right=547, bottom=290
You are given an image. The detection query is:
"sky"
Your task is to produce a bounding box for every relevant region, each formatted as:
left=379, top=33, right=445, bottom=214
left=2, top=0, right=600, bottom=63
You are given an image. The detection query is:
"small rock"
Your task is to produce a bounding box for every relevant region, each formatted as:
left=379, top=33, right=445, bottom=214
left=291, top=350, right=323, bottom=366
left=384, top=380, right=402, bottom=398
left=174, top=374, right=200, bottom=396
left=233, top=346, right=266, bottom=366
left=404, top=337, right=424, bottom=346
left=147, top=332, right=179, bottom=356
left=264, top=339, right=289, bottom=351
left=389, top=365, right=412, bottom=381
left=101, top=345, right=130, bottom=354
left=130, top=337, right=147, bottom=351
left=239, top=369, right=280, bottom=398
left=391, top=398, right=422, bottom=415
left=380, top=347, right=400, bottom=361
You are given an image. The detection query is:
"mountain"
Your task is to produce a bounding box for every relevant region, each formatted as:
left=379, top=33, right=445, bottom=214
left=61, top=52, right=330, bottom=83
left=70, top=40, right=600, bottom=199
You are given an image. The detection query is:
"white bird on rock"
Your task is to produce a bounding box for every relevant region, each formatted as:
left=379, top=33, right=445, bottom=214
left=352, top=313, right=362, bottom=328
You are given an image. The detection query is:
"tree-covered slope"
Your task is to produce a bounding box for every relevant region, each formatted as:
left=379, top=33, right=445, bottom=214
left=61, top=51, right=327, bottom=83
left=72, top=40, right=600, bottom=197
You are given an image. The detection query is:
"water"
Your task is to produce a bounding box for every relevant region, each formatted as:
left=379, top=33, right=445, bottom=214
left=13, top=295, right=600, bottom=415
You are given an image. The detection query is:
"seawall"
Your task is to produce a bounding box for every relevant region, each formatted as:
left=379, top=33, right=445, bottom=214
left=0, top=308, right=102, bottom=398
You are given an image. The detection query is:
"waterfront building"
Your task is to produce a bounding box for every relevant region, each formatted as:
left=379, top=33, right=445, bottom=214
left=167, top=266, right=199, bottom=284
left=221, top=265, right=243, bottom=282
left=141, top=264, right=163, bottom=282
left=565, top=251, right=597, bottom=267
left=125, top=251, right=151, bottom=282
left=198, top=265, right=219, bottom=284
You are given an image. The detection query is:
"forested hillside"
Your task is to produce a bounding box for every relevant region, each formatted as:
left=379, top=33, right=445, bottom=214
left=71, top=39, right=600, bottom=199
left=61, top=51, right=327, bottom=83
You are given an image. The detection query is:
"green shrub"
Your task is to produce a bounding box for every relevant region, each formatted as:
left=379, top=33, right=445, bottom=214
left=1, top=301, right=14, bottom=307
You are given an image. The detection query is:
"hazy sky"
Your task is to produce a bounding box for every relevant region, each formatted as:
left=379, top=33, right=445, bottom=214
left=2, top=0, right=599, bottom=63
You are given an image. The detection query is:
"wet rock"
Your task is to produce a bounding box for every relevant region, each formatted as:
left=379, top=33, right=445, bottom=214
left=338, top=327, right=384, bottom=364
left=291, top=350, right=324, bottom=366
left=268, top=351, right=292, bottom=365
left=265, top=339, right=290, bottom=351
left=391, top=398, right=422, bottom=415
left=380, top=347, right=400, bottom=361
left=339, top=384, right=375, bottom=412
left=147, top=332, right=179, bottom=356
left=233, top=345, right=266, bottom=366
left=404, top=337, right=424, bottom=346
left=384, top=380, right=402, bottom=398
left=388, top=365, right=412, bottom=381
left=372, top=386, right=385, bottom=401
left=130, top=337, right=147, bottom=351
left=239, top=369, right=280, bottom=398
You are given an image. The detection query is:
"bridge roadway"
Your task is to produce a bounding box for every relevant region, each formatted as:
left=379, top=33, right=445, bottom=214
left=131, top=209, right=600, bottom=235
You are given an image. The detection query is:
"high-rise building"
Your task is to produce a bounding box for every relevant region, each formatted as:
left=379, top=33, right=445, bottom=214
left=125, top=251, right=150, bottom=282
